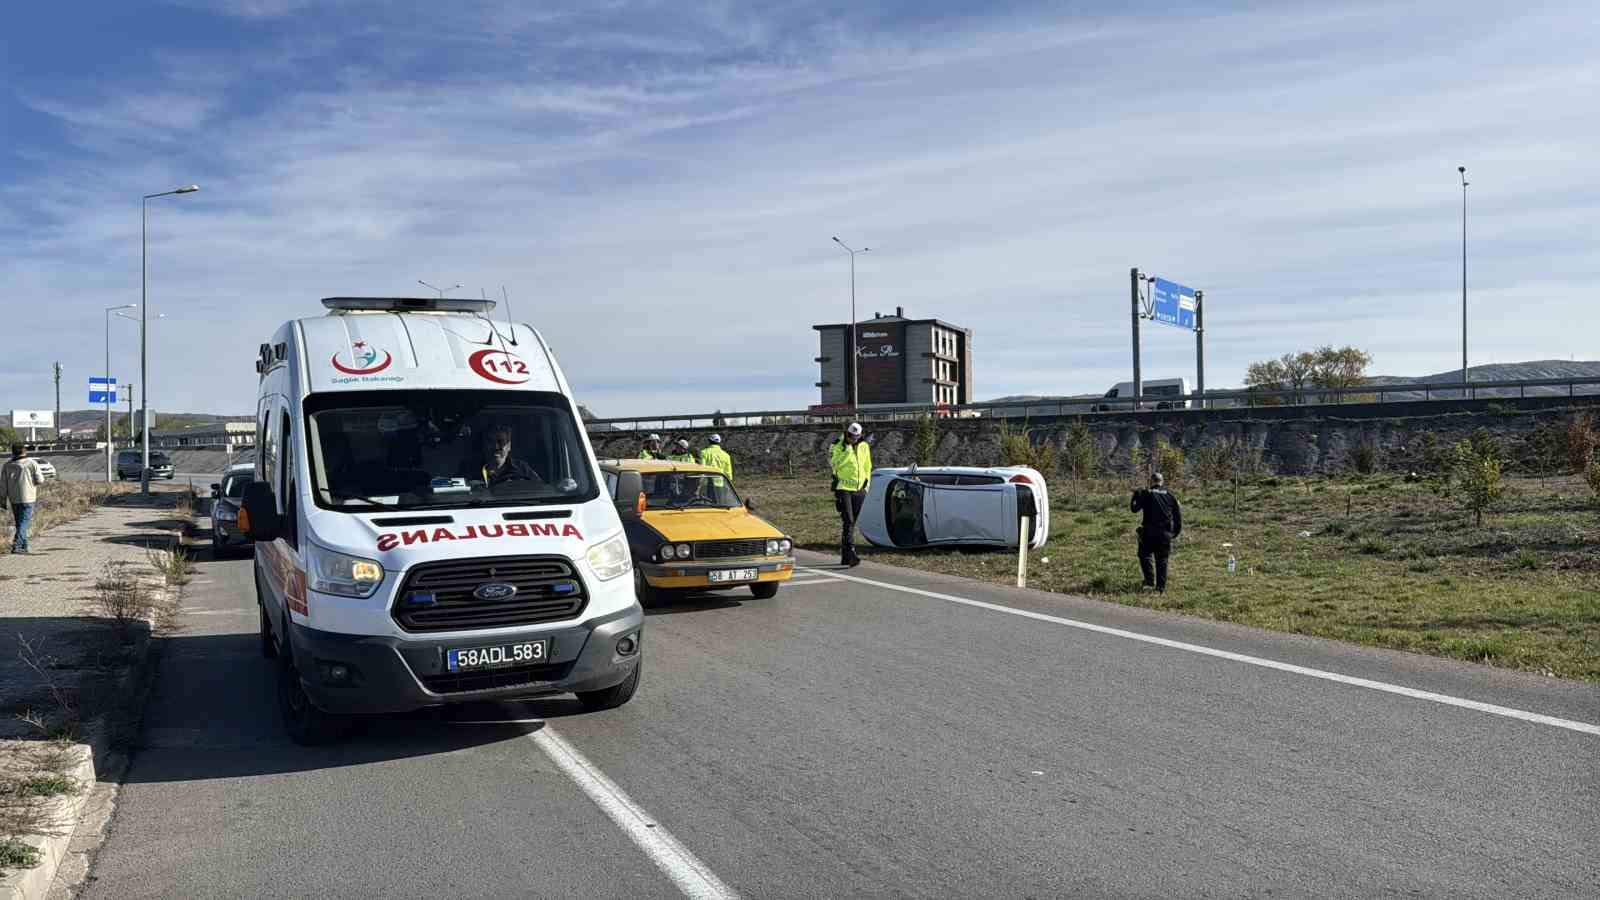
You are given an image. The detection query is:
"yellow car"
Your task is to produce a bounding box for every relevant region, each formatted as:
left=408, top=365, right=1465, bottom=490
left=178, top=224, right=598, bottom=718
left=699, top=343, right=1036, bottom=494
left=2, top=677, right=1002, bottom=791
left=603, top=459, right=795, bottom=604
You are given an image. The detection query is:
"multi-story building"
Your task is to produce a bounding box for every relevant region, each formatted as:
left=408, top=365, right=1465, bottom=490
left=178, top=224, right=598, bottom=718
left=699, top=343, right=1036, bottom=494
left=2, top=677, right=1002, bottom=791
left=813, top=307, right=973, bottom=408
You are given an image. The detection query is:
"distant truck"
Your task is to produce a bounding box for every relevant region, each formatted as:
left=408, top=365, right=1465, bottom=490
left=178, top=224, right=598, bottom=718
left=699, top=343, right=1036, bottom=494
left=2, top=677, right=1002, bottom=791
left=1092, top=377, right=1191, bottom=412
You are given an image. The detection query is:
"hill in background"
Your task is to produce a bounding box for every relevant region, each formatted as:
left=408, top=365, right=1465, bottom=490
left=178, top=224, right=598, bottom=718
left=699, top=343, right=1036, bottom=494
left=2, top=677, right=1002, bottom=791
left=985, top=360, right=1600, bottom=405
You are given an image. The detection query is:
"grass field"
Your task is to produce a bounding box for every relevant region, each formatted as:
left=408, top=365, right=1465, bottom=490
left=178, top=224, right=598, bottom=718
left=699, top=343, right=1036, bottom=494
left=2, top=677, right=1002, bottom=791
left=740, top=471, right=1600, bottom=681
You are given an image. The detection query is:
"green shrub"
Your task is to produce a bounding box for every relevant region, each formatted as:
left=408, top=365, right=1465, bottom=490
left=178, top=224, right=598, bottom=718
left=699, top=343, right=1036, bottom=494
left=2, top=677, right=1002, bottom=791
left=912, top=414, right=938, bottom=466
left=1512, top=549, right=1539, bottom=570
left=1152, top=439, right=1186, bottom=486
left=1059, top=420, right=1098, bottom=481
left=1585, top=458, right=1600, bottom=506
left=1566, top=413, right=1598, bottom=473
left=1191, top=436, right=1265, bottom=486
left=1348, top=441, right=1381, bottom=475
left=997, top=420, right=1057, bottom=479
left=1452, top=437, right=1505, bottom=527
left=1358, top=536, right=1389, bottom=555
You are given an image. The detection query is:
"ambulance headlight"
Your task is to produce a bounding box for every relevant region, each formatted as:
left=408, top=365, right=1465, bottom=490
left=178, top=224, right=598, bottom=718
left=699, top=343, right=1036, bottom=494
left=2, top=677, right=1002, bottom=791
left=309, top=544, right=385, bottom=598
left=586, top=534, right=632, bottom=581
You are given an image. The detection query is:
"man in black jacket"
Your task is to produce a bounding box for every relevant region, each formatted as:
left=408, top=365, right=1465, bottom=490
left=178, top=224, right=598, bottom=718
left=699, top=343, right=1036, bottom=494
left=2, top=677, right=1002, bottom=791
left=1131, top=472, right=1182, bottom=592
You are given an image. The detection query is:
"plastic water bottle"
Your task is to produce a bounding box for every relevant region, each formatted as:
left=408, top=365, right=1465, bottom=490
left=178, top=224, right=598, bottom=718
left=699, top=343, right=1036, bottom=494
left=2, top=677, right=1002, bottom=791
left=1227, top=554, right=1237, bottom=575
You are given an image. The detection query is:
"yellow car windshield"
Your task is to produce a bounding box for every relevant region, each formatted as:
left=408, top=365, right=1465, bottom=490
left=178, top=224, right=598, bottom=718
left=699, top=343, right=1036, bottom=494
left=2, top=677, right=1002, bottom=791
left=643, top=472, right=741, bottom=509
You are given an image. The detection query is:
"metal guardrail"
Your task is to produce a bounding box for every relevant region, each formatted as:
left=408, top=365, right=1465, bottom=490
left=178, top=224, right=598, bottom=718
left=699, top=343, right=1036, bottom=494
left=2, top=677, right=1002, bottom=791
left=585, top=376, right=1600, bottom=432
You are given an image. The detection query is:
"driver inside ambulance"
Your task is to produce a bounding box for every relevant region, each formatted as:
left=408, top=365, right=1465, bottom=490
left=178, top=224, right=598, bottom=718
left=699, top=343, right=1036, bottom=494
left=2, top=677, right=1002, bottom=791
left=475, top=423, right=543, bottom=488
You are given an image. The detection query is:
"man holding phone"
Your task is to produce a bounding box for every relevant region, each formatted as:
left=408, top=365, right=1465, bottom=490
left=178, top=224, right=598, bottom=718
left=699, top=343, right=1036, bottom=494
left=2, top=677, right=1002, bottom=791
left=1130, top=472, right=1182, bottom=592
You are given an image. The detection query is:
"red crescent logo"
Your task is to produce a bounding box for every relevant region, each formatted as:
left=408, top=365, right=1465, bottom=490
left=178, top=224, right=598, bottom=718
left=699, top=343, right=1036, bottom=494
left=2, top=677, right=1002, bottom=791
left=330, top=350, right=393, bottom=375
left=469, top=348, right=531, bottom=384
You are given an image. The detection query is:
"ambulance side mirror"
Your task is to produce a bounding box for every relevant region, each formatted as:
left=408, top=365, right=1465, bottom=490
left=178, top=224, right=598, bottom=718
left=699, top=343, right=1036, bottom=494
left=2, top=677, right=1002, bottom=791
left=614, top=472, right=644, bottom=521
left=240, top=481, right=281, bottom=541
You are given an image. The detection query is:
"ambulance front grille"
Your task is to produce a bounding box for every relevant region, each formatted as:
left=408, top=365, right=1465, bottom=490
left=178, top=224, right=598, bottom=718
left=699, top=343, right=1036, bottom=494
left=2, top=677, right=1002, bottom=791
left=393, top=555, right=587, bottom=632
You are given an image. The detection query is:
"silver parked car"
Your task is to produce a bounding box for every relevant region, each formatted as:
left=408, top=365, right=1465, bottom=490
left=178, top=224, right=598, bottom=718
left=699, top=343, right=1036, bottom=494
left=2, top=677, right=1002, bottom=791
left=210, top=463, right=256, bottom=555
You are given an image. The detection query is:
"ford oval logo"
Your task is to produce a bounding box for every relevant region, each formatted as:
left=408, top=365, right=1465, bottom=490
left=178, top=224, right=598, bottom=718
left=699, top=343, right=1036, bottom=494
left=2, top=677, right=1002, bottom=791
left=473, top=582, right=519, bottom=602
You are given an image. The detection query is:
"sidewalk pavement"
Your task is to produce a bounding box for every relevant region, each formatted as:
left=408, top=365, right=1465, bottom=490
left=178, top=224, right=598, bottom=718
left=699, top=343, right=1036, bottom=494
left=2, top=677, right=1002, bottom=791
left=0, top=493, right=183, bottom=738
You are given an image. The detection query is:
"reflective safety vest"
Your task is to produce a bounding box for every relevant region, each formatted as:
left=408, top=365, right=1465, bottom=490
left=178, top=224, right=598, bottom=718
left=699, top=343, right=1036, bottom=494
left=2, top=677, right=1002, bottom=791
left=830, top=439, right=872, bottom=492
left=639, top=449, right=659, bottom=459
left=665, top=451, right=697, bottom=463
left=700, top=445, right=733, bottom=480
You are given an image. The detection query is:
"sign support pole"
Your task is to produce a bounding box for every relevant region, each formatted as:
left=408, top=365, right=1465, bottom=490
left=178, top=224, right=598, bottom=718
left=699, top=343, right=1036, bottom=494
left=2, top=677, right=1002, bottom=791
left=1130, top=268, right=1142, bottom=407
left=1016, top=516, right=1031, bottom=588
left=1194, top=289, right=1205, bottom=410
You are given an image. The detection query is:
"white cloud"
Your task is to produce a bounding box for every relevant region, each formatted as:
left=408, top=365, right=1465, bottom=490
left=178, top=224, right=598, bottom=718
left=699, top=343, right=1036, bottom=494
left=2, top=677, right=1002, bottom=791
left=3, top=1, right=1598, bottom=418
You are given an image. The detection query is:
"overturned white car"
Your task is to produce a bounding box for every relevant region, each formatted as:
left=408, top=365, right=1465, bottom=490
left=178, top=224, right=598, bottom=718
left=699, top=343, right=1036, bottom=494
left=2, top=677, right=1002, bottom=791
left=857, top=466, right=1049, bottom=550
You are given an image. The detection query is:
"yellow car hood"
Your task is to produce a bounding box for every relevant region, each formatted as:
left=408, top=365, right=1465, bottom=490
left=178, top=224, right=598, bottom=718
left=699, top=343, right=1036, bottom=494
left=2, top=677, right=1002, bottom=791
left=641, top=508, right=784, bottom=542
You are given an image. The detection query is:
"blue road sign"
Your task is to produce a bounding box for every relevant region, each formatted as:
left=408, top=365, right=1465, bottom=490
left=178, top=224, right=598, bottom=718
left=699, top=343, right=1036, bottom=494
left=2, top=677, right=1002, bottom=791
left=1150, top=278, right=1198, bottom=330
left=89, top=376, right=118, bottom=405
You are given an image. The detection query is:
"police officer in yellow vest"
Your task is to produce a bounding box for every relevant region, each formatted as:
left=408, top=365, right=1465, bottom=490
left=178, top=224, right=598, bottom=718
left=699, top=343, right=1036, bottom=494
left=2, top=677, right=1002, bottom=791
left=700, top=434, right=733, bottom=480
left=639, top=433, right=663, bottom=459
left=665, top=438, right=697, bottom=463
left=829, top=422, right=872, bottom=567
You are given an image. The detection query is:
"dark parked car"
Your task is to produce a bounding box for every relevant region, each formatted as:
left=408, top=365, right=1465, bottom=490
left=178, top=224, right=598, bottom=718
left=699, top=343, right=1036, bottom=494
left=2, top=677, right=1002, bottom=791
left=210, top=463, right=256, bottom=555
left=116, top=449, right=174, bottom=480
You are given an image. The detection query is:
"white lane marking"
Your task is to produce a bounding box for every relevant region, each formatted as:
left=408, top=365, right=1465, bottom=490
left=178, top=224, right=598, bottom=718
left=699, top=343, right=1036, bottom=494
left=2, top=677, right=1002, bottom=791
left=782, top=577, right=836, bottom=587
left=530, top=726, right=741, bottom=899
left=803, top=568, right=1600, bottom=737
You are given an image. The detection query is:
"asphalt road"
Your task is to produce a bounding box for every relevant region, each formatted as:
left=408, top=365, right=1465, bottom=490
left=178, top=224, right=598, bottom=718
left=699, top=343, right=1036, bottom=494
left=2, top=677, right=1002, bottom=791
left=76, top=532, right=1599, bottom=898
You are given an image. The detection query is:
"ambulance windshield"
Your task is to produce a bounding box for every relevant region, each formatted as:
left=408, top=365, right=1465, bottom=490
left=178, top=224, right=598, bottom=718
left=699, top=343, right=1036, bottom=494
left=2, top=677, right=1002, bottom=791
left=304, top=389, right=597, bottom=510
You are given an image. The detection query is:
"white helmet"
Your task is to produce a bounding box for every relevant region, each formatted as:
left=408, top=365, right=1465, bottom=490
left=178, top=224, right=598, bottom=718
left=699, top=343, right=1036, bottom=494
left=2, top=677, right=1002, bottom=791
left=708, top=434, right=722, bottom=444
left=676, top=438, right=690, bottom=450
left=846, top=422, right=863, bottom=437
left=646, top=433, right=661, bottom=442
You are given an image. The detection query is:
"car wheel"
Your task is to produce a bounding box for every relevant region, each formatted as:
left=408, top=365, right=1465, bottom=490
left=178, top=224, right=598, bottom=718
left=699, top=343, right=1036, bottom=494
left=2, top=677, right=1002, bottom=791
left=575, top=659, right=641, bottom=712
left=259, top=603, right=277, bottom=659
left=749, top=582, right=779, bottom=600
left=278, top=638, right=341, bottom=745
left=633, top=567, right=662, bottom=608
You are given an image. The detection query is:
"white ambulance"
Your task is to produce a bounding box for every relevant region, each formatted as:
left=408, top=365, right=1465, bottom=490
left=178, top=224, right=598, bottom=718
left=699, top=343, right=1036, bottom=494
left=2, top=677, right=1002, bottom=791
left=241, top=297, right=642, bottom=743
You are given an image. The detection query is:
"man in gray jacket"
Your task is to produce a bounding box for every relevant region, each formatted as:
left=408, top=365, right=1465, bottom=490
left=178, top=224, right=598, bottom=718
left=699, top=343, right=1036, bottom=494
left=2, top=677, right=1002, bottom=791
left=2, top=444, right=46, bottom=554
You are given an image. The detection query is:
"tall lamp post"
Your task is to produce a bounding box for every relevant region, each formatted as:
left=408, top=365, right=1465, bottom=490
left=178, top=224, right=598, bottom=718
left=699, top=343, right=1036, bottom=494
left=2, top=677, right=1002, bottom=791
left=830, top=236, right=870, bottom=410
left=140, top=185, right=199, bottom=494
left=1458, top=166, right=1469, bottom=397
left=103, top=303, right=136, bottom=481
left=418, top=279, right=461, bottom=298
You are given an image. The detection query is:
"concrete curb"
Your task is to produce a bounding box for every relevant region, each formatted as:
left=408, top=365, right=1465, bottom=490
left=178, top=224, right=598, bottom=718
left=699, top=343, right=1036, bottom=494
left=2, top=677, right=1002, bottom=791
left=0, top=745, right=93, bottom=900
left=0, top=617, right=161, bottom=899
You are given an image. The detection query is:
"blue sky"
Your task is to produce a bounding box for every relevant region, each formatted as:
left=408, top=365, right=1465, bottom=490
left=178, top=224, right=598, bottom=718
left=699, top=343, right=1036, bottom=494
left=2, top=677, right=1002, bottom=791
left=3, top=0, right=1597, bottom=419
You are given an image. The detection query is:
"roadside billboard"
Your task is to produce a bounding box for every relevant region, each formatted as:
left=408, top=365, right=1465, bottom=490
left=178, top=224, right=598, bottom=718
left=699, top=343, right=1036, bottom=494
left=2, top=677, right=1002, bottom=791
left=10, top=410, right=54, bottom=429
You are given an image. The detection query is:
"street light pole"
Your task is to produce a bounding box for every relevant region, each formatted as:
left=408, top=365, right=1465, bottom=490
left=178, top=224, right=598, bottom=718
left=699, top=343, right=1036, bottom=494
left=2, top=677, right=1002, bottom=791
left=831, top=236, right=871, bottom=410
left=140, top=185, right=199, bottom=494
left=1458, top=166, right=1469, bottom=397
left=417, top=279, right=461, bottom=299
left=104, top=303, right=136, bottom=481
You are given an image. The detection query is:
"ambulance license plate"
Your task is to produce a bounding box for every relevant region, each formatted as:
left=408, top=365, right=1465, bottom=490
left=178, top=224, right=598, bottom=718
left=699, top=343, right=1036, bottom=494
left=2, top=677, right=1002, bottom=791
left=447, top=640, right=547, bottom=672
left=709, top=568, right=759, bottom=584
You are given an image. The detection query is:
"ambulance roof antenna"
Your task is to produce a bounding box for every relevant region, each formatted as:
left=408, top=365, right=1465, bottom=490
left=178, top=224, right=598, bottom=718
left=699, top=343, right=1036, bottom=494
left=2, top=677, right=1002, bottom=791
left=480, top=288, right=512, bottom=355
left=500, top=285, right=519, bottom=346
